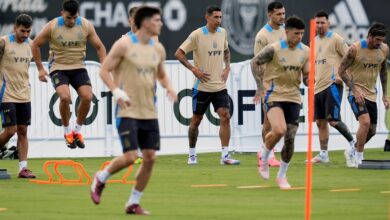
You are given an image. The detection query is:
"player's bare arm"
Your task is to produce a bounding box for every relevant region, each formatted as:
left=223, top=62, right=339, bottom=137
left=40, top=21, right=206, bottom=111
left=221, top=48, right=231, bottom=82
left=99, top=38, right=129, bottom=108
left=380, top=50, right=389, bottom=109
left=250, top=45, right=274, bottom=97
left=87, top=21, right=106, bottom=63
left=0, top=39, right=5, bottom=63
left=338, top=45, right=364, bottom=104
left=156, top=45, right=177, bottom=102
left=302, top=59, right=309, bottom=86
left=174, top=48, right=210, bottom=83
left=31, top=22, right=51, bottom=82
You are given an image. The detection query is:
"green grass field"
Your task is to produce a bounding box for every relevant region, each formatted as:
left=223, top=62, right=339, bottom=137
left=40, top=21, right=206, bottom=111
left=0, top=149, right=389, bottom=220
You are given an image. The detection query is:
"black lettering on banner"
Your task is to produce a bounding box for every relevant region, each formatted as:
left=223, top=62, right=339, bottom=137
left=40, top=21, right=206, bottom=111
left=238, top=90, right=256, bottom=125
left=101, top=91, right=113, bottom=124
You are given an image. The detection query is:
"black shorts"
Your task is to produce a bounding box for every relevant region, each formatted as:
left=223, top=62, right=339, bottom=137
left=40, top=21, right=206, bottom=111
left=192, top=89, right=230, bottom=115
left=50, top=68, right=91, bottom=90
left=116, top=118, right=160, bottom=153
left=0, top=102, right=31, bottom=127
left=314, top=83, right=343, bottom=121
left=348, top=96, right=377, bottom=124
left=265, top=101, right=300, bottom=125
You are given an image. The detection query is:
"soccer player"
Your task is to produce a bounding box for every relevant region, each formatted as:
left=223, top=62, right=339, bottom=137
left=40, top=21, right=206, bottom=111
left=31, top=0, right=106, bottom=149
left=251, top=16, right=309, bottom=189
left=175, top=5, right=239, bottom=165
left=253, top=1, right=286, bottom=167
left=309, top=11, right=356, bottom=166
left=90, top=6, right=177, bottom=215
left=338, top=22, right=389, bottom=166
left=0, top=14, right=35, bottom=178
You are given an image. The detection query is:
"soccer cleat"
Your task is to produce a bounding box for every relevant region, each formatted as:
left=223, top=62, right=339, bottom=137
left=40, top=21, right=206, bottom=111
left=74, top=132, right=85, bottom=149
left=306, top=154, right=330, bottom=163
left=276, top=177, right=291, bottom=189
left=269, top=156, right=281, bottom=167
left=90, top=173, right=105, bottom=205
left=220, top=154, right=240, bottom=165
left=344, top=150, right=355, bottom=168
left=134, top=158, right=143, bottom=164
left=64, top=132, right=76, bottom=149
left=125, top=204, right=150, bottom=215
left=187, top=155, right=198, bottom=165
left=258, top=157, right=269, bottom=180
left=18, top=168, right=36, bottom=178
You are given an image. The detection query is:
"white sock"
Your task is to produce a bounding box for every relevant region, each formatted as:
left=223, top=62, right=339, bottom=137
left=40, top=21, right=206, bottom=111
left=74, top=123, right=82, bottom=134
left=277, top=160, right=289, bottom=179
left=320, top=150, right=328, bottom=158
left=189, top=148, right=196, bottom=157
left=137, top=149, right=143, bottom=158
left=97, top=168, right=111, bottom=183
left=19, top=161, right=27, bottom=171
left=261, top=148, right=271, bottom=162
left=221, top=146, right=229, bottom=159
left=127, top=188, right=143, bottom=205
left=356, top=152, right=364, bottom=162
left=270, top=148, right=276, bottom=158
left=349, top=140, right=356, bottom=150
left=64, top=126, right=72, bottom=134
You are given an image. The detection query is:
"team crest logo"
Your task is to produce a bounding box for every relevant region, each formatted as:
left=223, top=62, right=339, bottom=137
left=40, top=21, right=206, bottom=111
left=222, top=0, right=267, bottom=55
left=212, top=40, right=218, bottom=49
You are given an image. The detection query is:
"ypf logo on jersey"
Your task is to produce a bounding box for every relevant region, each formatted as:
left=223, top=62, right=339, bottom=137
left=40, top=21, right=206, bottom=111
left=222, top=0, right=268, bottom=55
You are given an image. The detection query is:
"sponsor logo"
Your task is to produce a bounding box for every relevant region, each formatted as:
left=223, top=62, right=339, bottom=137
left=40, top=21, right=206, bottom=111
left=222, top=0, right=267, bottom=55
left=0, top=0, right=48, bottom=12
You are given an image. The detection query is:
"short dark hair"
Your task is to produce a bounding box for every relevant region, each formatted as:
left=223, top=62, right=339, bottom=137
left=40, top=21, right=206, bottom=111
left=267, top=1, right=284, bottom=13
left=128, top=7, right=138, bottom=18
left=63, top=0, right=79, bottom=16
left=314, top=11, right=329, bottom=19
left=206, top=5, right=221, bottom=16
left=285, top=15, right=305, bottom=30
left=368, top=22, right=387, bottom=37
left=134, top=6, right=161, bottom=29
left=15, top=14, right=33, bottom=28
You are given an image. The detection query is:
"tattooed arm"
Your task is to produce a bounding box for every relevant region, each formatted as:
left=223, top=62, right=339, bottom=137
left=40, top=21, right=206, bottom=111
left=250, top=45, right=274, bottom=97
left=380, top=49, right=389, bottom=109
left=221, top=48, right=231, bottom=82
left=338, top=45, right=365, bottom=104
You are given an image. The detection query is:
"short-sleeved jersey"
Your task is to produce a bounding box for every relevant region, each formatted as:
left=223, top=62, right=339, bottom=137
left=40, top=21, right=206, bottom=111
left=113, top=34, right=165, bottom=119
left=263, top=40, right=310, bottom=104
left=0, top=34, right=32, bottom=103
left=48, top=16, right=89, bottom=73
left=314, top=31, right=348, bottom=94
left=179, top=26, right=228, bottom=92
left=254, top=23, right=286, bottom=55
left=348, top=40, right=389, bottom=102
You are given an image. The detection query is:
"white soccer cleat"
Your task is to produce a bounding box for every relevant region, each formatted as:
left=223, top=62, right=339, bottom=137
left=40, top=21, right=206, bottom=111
left=276, top=177, right=291, bottom=189
left=344, top=149, right=355, bottom=168
left=187, top=155, right=198, bottom=165
left=258, top=158, right=269, bottom=180
left=220, top=154, right=240, bottom=165
left=306, top=154, right=330, bottom=163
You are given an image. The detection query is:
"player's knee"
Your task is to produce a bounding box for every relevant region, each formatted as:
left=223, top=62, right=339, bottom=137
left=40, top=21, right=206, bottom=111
left=80, top=93, right=93, bottom=103
left=59, top=93, right=72, bottom=104
left=316, top=120, right=327, bottom=128
left=123, top=151, right=138, bottom=165
left=191, top=115, right=203, bottom=127
left=273, top=126, right=286, bottom=137
left=16, top=126, right=27, bottom=136
left=142, top=153, right=156, bottom=165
